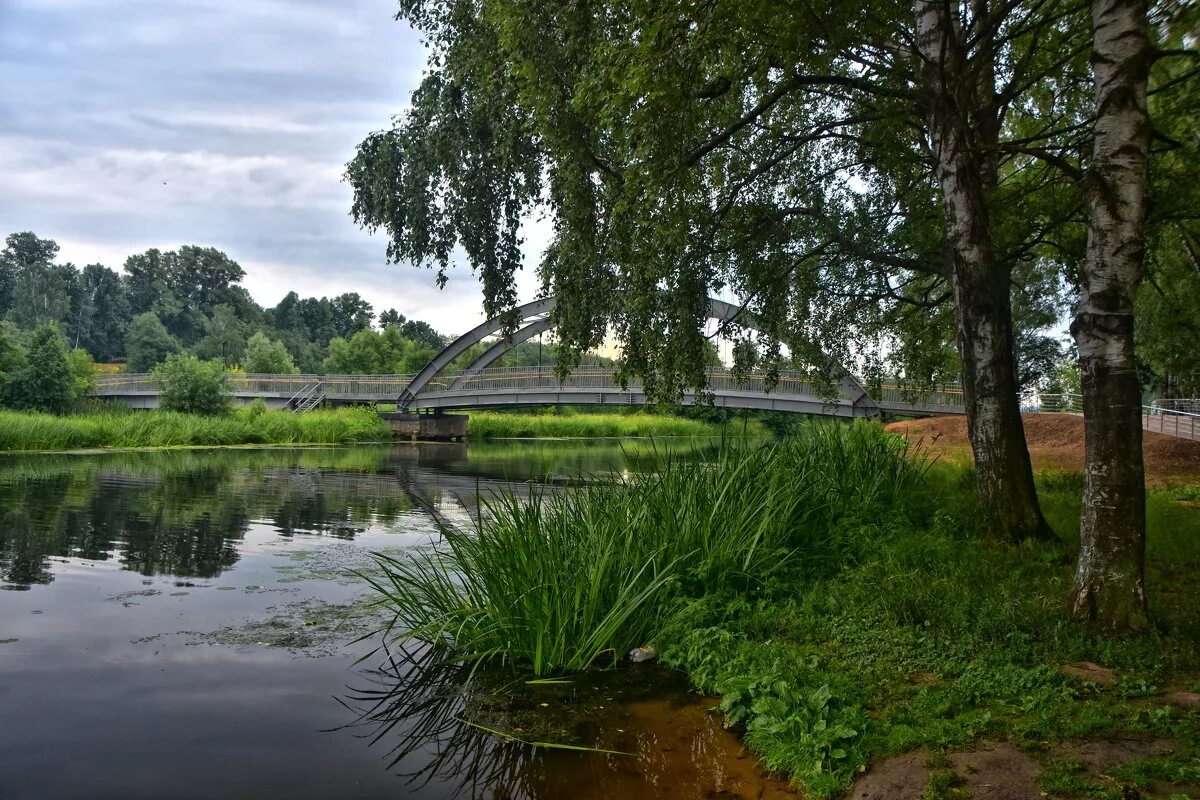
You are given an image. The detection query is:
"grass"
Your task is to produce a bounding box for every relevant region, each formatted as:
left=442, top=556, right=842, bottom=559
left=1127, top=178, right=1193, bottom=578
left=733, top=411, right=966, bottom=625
left=0, top=406, right=391, bottom=451
left=365, top=419, right=1200, bottom=797
left=464, top=409, right=763, bottom=439
left=365, top=420, right=928, bottom=675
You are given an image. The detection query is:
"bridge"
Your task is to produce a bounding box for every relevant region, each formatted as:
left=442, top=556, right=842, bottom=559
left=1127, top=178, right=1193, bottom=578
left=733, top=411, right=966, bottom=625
left=92, top=365, right=966, bottom=418
left=90, top=291, right=1200, bottom=439
left=95, top=294, right=967, bottom=419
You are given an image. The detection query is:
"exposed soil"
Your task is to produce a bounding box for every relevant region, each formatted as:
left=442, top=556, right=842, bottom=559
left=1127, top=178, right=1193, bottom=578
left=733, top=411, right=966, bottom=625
left=1059, top=660, right=1117, bottom=687
left=848, top=742, right=1042, bottom=800
left=886, top=413, right=1200, bottom=484
left=849, top=737, right=1188, bottom=800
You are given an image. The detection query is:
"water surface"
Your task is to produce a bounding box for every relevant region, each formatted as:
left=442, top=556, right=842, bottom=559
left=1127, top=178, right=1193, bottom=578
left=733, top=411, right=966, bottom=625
left=0, top=439, right=790, bottom=799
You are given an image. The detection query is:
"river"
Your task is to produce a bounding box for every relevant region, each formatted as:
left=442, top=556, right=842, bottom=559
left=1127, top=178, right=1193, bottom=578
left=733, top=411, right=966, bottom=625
left=0, top=440, right=794, bottom=799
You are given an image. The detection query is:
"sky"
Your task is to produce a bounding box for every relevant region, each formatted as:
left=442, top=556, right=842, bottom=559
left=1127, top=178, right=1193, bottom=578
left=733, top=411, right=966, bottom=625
left=0, top=0, right=544, bottom=335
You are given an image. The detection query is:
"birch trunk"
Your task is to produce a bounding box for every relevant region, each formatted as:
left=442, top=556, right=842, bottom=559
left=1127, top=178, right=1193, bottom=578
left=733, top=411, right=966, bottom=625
left=915, top=0, right=1050, bottom=540
left=1069, top=0, right=1152, bottom=632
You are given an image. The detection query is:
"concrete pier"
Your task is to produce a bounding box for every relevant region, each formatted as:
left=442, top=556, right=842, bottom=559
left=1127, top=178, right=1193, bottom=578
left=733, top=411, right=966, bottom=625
left=380, top=412, right=468, bottom=441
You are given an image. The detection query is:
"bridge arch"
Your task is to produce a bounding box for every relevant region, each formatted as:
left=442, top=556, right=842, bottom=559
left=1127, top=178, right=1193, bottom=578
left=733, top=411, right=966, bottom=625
left=399, top=296, right=881, bottom=416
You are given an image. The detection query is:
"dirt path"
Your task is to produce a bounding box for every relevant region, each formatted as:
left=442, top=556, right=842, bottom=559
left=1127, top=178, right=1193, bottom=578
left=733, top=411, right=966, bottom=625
left=886, top=413, right=1200, bottom=485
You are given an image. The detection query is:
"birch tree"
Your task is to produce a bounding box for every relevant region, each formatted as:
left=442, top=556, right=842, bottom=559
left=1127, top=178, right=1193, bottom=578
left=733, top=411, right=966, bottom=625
left=349, top=0, right=1097, bottom=539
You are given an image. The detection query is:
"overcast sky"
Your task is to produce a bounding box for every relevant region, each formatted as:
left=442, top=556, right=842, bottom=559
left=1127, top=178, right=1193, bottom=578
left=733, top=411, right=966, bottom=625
left=0, top=0, right=544, bottom=334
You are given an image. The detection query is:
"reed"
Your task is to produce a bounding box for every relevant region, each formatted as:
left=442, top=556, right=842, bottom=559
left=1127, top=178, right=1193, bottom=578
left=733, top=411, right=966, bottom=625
left=465, top=410, right=761, bottom=439
left=365, top=420, right=928, bottom=675
left=0, top=407, right=391, bottom=451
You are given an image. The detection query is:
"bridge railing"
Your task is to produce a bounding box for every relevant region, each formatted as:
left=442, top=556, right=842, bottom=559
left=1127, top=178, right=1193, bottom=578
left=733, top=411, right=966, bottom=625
left=95, top=373, right=417, bottom=397
left=424, top=366, right=965, bottom=407
left=94, top=373, right=158, bottom=394
left=871, top=383, right=964, bottom=409
left=1023, top=392, right=1084, bottom=413
left=426, top=366, right=836, bottom=397
left=95, top=367, right=965, bottom=409
left=1143, top=405, right=1200, bottom=441
left=319, top=375, right=414, bottom=398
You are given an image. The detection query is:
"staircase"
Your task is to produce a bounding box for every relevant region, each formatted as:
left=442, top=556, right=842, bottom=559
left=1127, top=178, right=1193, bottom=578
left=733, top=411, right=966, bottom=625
left=288, top=382, right=324, bottom=413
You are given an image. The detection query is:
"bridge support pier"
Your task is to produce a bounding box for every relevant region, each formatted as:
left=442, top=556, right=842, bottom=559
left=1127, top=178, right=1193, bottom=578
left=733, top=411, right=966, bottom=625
left=380, top=412, right=468, bottom=442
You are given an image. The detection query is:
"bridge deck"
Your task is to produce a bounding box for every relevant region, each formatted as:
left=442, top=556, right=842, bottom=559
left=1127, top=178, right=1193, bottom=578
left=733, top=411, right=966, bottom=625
left=94, top=367, right=966, bottom=418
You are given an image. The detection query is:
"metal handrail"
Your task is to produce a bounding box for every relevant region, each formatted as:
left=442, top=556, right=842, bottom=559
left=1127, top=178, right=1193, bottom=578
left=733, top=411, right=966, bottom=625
left=94, top=367, right=966, bottom=407
left=1023, top=392, right=1198, bottom=440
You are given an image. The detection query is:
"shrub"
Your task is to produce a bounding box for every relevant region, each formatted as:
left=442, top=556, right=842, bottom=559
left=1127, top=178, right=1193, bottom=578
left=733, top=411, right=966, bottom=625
left=152, top=354, right=231, bottom=416
left=6, top=325, right=73, bottom=414
left=66, top=348, right=97, bottom=401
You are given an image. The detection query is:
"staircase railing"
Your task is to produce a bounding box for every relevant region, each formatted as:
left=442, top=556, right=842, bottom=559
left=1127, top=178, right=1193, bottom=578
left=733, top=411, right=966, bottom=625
left=287, top=382, right=324, bottom=413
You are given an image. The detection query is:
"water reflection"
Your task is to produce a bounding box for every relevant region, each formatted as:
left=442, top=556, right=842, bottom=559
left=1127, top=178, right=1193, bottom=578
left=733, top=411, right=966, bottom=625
left=341, top=646, right=796, bottom=799
left=0, top=448, right=412, bottom=588
left=0, top=438, right=728, bottom=590
left=0, top=438, right=770, bottom=799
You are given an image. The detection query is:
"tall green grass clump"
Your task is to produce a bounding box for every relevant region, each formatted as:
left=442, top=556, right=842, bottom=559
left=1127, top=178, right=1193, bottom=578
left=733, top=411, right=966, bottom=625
left=0, top=406, right=390, bottom=450
left=366, top=420, right=928, bottom=675
left=466, top=410, right=755, bottom=439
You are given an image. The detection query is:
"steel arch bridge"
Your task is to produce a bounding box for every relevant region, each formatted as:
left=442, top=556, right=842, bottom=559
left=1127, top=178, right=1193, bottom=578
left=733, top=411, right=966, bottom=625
left=94, top=296, right=966, bottom=418
left=396, top=295, right=961, bottom=417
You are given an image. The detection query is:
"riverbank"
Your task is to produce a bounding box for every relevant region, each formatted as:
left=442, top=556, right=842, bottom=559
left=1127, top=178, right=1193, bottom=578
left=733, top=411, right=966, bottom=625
left=0, top=407, right=758, bottom=451
left=0, top=407, right=392, bottom=451
left=465, top=409, right=762, bottom=439
left=366, top=422, right=1200, bottom=798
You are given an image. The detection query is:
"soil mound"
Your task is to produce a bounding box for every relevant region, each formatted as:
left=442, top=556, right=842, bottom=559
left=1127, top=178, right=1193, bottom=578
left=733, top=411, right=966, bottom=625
left=885, top=412, right=1200, bottom=483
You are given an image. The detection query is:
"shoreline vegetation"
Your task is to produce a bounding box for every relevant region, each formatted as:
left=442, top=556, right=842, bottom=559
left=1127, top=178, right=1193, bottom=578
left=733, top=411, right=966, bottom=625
left=366, top=421, right=1200, bottom=798
left=0, top=406, right=758, bottom=452
left=0, top=407, right=392, bottom=451
left=464, top=409, right=763, bottom=440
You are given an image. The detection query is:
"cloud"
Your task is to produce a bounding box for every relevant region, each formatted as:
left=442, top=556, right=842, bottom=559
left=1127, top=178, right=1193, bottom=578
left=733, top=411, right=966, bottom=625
left=0, top=0, right=544, bottom=335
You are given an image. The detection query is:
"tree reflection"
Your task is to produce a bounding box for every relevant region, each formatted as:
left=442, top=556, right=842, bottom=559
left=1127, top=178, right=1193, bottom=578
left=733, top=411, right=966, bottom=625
left=0, top=447, right=427, bottom=589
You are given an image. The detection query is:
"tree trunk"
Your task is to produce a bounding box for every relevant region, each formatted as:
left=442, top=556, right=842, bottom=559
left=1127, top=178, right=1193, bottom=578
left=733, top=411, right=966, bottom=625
left=915, top=0, right=1050, bottom=540
left=1068, top=0, right=1152, bottom=632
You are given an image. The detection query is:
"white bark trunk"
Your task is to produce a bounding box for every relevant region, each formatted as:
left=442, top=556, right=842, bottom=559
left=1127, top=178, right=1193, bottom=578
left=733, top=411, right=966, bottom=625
left=915, top=0, right=1048, bottom=540
left=1069, top=0, right=1152, bottom=631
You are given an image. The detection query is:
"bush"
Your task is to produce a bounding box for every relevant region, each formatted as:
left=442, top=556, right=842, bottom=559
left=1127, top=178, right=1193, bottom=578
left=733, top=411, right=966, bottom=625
left=6, top=325, right=73, bottom=414
left=152, top=354, right=231, bottom=416
left=66, top=348, right=97, bottom=401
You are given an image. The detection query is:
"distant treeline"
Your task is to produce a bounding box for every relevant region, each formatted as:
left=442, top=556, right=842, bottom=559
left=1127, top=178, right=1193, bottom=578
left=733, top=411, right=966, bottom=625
left=0, top=230, right=615, bottom=388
